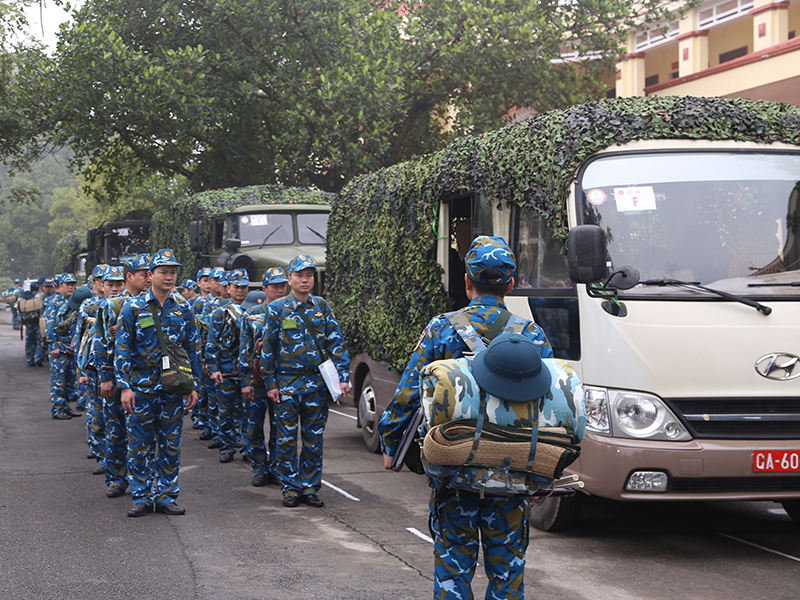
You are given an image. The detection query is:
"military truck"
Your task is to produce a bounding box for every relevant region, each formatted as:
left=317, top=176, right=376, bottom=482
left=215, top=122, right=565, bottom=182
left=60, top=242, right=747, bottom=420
left=152, top=186, right=333, bottom=291
left=87, top=220, right=152, bottom=268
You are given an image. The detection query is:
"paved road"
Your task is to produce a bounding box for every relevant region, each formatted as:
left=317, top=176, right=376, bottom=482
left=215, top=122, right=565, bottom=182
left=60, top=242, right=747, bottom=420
left=1, top=317, right=798, bottom=599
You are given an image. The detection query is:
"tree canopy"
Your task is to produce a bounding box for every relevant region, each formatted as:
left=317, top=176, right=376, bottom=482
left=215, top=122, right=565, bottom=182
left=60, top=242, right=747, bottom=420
left=7, top=0, right=682, bottom=197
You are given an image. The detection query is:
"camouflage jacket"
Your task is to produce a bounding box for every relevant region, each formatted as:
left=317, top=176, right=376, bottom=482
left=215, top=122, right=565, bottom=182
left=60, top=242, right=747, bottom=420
left=206, top=302, right=245, bottom=375
left=93, top=290, right=134, bottom=384
left=238, top=303, right=268, bottom=389
left=74, top=294, right=103, bottom=376
left=378, top=295, right=553, bottom=457
left=114, top=289, right=201, bottom=395
left=259, top=294, right=350, bottom=396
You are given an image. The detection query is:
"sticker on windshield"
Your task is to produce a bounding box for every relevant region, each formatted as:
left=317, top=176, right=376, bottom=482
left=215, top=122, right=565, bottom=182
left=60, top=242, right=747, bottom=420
left=240, top=216, right=249, bottom=224
left=250, top=214, right=269, bottom=226
left=614, top=186, right=657, bottom=212
left=587, top=189, right=606, bottom=205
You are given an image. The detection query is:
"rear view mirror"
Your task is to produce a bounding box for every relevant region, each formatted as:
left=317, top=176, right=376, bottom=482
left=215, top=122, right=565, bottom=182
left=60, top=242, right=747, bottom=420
left=87, top=228, right=98, bottom=262
left=568, top=225, right=606, bottom=283
left=189, top=221, right=204, bottom=253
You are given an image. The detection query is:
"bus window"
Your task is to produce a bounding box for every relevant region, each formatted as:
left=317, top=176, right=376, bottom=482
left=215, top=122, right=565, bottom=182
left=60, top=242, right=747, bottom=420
left=516, top=209, right=570, bottom=289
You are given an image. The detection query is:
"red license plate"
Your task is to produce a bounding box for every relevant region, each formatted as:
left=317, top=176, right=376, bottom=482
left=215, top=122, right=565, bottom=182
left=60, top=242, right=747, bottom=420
left=753, top=451, right=800, bottom=473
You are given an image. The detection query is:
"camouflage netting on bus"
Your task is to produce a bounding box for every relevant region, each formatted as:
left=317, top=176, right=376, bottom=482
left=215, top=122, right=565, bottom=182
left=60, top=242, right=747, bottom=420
left=151, top=185, right=334, bottom=279
left=328, top=96, right=800, bottom=370
left=52, top=228, right=86, bottom=276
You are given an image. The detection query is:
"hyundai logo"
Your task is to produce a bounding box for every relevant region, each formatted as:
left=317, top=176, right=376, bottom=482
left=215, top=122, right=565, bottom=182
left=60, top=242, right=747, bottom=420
left=755, top=353, right=800, bottom=381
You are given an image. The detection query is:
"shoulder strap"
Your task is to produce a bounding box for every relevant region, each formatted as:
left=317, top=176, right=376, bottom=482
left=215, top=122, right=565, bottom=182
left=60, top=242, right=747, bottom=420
left=447, top=309, right=511, bottom=354
left=295, top=307, right=330, bottom=361
left=147, top=303, right=170, bottom=357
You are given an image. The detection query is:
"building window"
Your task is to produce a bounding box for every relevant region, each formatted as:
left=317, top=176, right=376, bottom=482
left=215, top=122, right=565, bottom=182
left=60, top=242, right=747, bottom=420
left=606, top=88, right=617, bottom=99
left=634, top=20, right=680, bottom=51
left=698, top=0, right=754, bottom=29
left=645, top=74, right=660, bottom=87
left=670, top=71, right=680, bottom=80
left=719, top=45, right=748, bottom=64
left=790, top=30, right=796, bottom=40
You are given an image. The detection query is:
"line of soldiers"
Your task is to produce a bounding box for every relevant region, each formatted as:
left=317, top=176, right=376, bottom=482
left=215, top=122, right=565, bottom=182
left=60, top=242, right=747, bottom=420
left=23, top=250, right=350, bottom=516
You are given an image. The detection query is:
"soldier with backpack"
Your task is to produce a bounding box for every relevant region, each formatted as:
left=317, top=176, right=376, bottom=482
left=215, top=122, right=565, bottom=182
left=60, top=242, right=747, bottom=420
left=46, top=274, right=85, bottom=420
left=17, top=281, right=44, bottom=367
left=379, top=236, right=557, bottom=600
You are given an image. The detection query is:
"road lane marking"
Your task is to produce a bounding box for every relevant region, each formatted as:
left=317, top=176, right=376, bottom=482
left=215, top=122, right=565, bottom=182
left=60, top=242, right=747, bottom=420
left=321, top=479, right=361, bottom=501
left=329, top=408, right=357, bottom=420
left=718, top=533, right=800, bottom=562
left=179, top=465, right=198, bottom=473
left=407, top=527, right=433, bottom=544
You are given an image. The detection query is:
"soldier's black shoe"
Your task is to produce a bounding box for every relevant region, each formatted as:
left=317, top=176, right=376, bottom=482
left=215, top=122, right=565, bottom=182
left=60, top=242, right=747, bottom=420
left=267, top=473, right=281, bottom=486
left=36, top=362, right=43, bottom=367
left=299, top=493, right=324, bottom=508
left=158, top=503, right=186, bottom=516
left=252, top=474, right=268, bottom=487
left=282, top=495, right=300, bottom=507
left=92, top=464, right=105, bottom=475
left=87, top=453, right=96, bottom=460
left=75, top=403, right=86, bottom=410
left=191, top=421, right=201, bottom=430
left=219, top=451, right=235, bottom=463
left=66, top=407, right=83, bottom=418
left=127, top=503, right=153, bottom=518
left=107, top=485, right=125, bottom=498
left=208, top=440, right=221, bottom=449
left=52, top=411, right=72, bottom=420
left=199, top=431, right=212, bottom=441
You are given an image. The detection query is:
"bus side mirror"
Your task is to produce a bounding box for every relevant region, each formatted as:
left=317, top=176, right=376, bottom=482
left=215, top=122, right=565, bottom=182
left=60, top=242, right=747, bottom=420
left=87, top=228, right=98, bottom=262
left=189, top=221, right=204, bottom=253
left=568, top=225, right=607, bottom=283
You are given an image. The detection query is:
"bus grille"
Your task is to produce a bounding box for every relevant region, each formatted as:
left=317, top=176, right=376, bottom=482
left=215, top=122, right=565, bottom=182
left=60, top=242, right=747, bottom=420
left=665, top=398, right=800, bottom=440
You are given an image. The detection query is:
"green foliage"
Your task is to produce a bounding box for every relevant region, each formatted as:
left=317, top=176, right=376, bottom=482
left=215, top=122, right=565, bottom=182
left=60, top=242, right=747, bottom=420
left=327, top=96, right=800, bottom=370
left=5, top=0, right=685, bottom=195
left=52, top=228, right=86, bottom=274
left=151, top=185, right=334, bottom=278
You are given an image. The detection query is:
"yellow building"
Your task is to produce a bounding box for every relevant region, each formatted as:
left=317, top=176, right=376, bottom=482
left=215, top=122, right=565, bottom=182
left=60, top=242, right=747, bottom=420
left=616, top=0, right=800, bottom=104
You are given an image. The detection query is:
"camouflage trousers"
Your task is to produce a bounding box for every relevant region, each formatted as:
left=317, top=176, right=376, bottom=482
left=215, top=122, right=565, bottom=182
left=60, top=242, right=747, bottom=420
left=127, top=390, right=185, bottom=508
left=193, top=371, right=212, bottom=434
left=24, top=322, right=44, bottom=365
left=275, top=389, right=328, bottom=497
left=104, top=389, right=128, bottom=490
left=203, top=372, right=220, bottom=438
left=84, top=371, right=105, bottom=462
left=49, top=352, right=77, bottom=416
left=11, top=306, right=19, bottom=330
left=246, top=385, right=277, bottom=476
left=215, top=375, right=243, bottom=455
left=429, top=492, right=530, bottom=600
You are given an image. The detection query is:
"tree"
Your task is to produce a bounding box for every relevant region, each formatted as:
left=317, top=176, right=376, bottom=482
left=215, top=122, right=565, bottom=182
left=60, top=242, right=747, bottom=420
left=12, top=0, right=684, bottom=195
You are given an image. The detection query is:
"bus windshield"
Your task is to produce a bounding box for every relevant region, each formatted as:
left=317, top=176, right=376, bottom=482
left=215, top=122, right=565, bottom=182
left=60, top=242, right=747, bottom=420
left=580, top=151, right=800, bottom=297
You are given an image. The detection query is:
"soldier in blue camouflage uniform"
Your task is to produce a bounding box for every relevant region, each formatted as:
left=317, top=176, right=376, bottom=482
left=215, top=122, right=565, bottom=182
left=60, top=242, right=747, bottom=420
left=260, top=255, right=351, bottom=507
left=10, top=278, right=22, bottom=330
left=95, top=259, right=149, bottom=499
left=116, top=249, right=201, bottom=517
left=181, top=279, right=198, bottom=304
left=189, top=267, right=212, bottom=432
left=195, top=267, right=224, bottom=442
left=207, top=269, right=250, bottom=463
left=75, top=265, right=108, bottom=471
left=240, top=267, right=287, bottom=486
left=18, top=281, right=44, bottom=366
left=379, top=236, right=554, bottom=600
left=46, top=273, right=83, bottom=420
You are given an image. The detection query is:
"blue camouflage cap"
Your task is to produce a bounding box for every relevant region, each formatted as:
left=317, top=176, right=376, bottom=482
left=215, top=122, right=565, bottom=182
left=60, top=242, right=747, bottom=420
left=61, top=273, right=77, bottom=284
left=241, top=290, right=267, bottom=311
left=102, top=265, right=125, bottom=281
left=92, top=264, right=109, bottom=279
left=229, top=268, right=250, bottom=287
left=125, top=253, right=151, bottom=273
left=14, top=278, right=20, bottom=284
left=465, top=236, right=516, bottom=285
left=262, top=267, right=288, bottom=286
left=209, top=267, right=225, bottom=279
left=43, top=279, right=54, bottom=287
left=53, top=274, right=64, bottom=285
left=196, top=267, right=212, bottom=280
left=288, top=254, right=315, bottom=272
left=219, top=271, right=230, bottom=286
left=182, top=279, right=198, bottom=290
left=150, top=249, right=181, bottom=269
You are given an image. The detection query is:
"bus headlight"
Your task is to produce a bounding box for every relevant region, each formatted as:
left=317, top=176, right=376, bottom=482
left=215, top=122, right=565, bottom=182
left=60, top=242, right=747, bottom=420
left=584, top=387, right=610, bottom=435
left=611, top=391, right=691, bottom=441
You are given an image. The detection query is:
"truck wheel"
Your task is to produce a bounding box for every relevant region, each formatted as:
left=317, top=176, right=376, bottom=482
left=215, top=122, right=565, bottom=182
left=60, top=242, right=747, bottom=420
left=357, top=372, right=381, bottom=453
left=781, top=500, right=800, bottom=522
left=529, top=493, right=583, bottom=532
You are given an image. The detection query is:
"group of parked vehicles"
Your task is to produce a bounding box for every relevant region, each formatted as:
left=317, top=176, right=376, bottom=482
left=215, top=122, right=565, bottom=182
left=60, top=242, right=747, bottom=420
left=54, top=97, right=800, bottom=530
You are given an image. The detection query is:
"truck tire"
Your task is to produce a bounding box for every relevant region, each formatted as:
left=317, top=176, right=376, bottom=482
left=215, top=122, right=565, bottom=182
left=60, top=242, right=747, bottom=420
left=781, top=499, right=800, bottom=522
left=357, top=372, right=381, bottom=454
left=529, top=493, right=583, bottom=532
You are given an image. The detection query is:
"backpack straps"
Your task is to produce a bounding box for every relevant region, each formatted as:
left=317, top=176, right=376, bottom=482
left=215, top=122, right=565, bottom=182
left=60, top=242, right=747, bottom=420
left=447, top=308, right=512, bottom=354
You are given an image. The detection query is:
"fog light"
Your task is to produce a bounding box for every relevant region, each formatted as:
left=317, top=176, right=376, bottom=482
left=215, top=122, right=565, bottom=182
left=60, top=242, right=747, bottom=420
left=664, top=421, right=682, bottom=439
left=626, top=471, right=668, bottom=492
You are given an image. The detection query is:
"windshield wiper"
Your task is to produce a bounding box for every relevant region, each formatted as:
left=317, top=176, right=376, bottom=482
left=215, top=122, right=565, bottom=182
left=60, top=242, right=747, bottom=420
left=642, top=279, right=772, bottom=315
left=306, top=226, right=326, bottom=243
left=258, top=225, right=283, bottom=249
left=747, top=281, right=800, bottom=287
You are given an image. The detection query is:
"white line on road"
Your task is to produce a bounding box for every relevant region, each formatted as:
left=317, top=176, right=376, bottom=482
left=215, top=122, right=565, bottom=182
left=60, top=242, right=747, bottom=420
left=407, top=527, right=433, bottom=544
left=719, top=533, right=800, bottom=562
left=321, top=479, right=361, bottom=501
left=329, top=408, right=357, bottom=420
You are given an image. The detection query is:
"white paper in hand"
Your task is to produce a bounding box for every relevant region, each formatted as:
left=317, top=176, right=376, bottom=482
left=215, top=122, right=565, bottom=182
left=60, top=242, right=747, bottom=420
left=318, top=358, right=342, bottom=402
